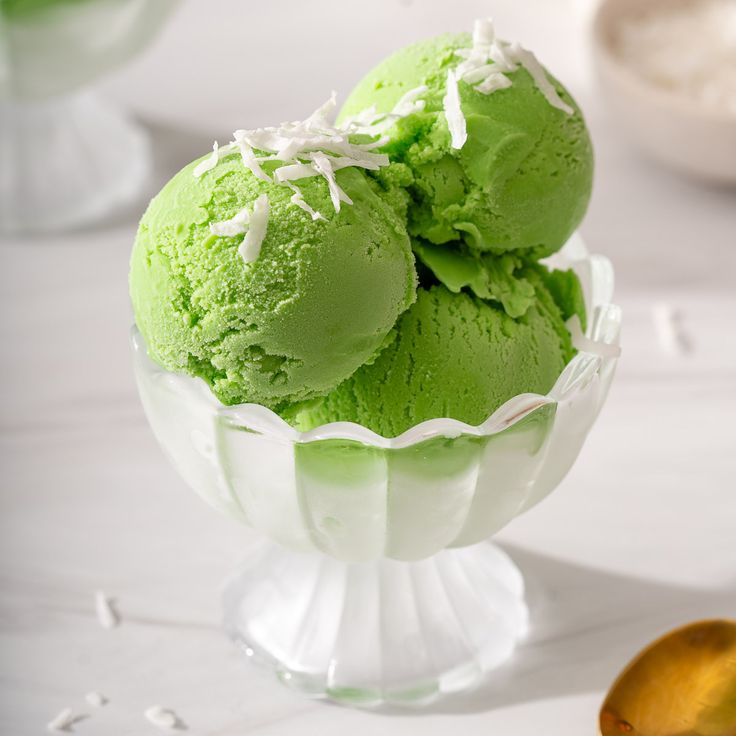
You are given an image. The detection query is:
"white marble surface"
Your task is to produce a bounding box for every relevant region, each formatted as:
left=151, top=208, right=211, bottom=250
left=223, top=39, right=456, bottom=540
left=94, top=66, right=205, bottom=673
left=1, top=0, right=735, bottom=733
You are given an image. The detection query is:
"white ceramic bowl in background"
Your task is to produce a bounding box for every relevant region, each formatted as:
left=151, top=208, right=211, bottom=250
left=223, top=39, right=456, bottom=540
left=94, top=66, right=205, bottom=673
left=592, top=0, right=736, bottom=184
left=131, top=235, right=621, bottom=706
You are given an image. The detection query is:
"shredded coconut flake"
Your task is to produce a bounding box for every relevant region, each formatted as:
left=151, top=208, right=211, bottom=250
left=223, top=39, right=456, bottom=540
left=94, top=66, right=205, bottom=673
left=443, top=18, right=574, bottom=146
left=443, top=71, right=467, bottom=149
left=311, top=152, right=352, bottom=211
left=209, top=207, right=251, bottom=238
left=342, top=85, right=428, bottom=136
left=193, top=88, right=424, bottom=220
left=192, top=141, right=221, bottom=177
left=94, top=591, right=119, bottom=629
left=144, top=705, right=182, bottom=731
left=473, top=16, right=495, bottom=47
left=47, top=708, right=83, bottom=733
left=274, top=162, right=320, bottom=183
left=233, top=135, right=271, bottom=182
left=652, top=303, right=692, bottom=356
left=508, top=43, right=574, bottom=114
left=286, top=181, right=324, bottom=220
left=475, top=72, right=512, bottom=94
left=209, top=194, right=270, bottom=264
left=239, top=195, right=269, bottom=263
left=85, top=691, right=107, bottom=707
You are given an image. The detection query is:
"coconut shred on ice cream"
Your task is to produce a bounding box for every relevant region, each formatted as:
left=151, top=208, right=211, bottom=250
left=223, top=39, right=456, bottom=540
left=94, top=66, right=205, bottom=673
left=130, top=18, right=595, bottom=438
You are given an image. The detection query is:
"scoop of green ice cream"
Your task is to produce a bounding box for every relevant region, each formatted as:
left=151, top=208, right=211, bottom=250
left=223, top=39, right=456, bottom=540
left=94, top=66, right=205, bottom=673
left=1, top=0, right=91, bottom=19
left=130, top=153, right=417, bottom=409
left=339, top=31, right=593, bottom=257
left=284, top=266, right=580, bottom=437
left=413, top=238, right=536, bottom=318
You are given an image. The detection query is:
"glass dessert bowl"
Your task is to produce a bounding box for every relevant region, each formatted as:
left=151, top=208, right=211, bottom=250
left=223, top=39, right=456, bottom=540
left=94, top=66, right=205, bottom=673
left=131, top=234, right=621, bottom=707
left=0, top=0, right=176, bottom=233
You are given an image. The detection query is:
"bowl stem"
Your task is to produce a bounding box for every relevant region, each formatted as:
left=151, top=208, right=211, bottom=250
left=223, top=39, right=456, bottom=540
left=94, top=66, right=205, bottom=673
left=0, top=91, right=149, bottom=233
left=222, top=540, right=529, bottom=707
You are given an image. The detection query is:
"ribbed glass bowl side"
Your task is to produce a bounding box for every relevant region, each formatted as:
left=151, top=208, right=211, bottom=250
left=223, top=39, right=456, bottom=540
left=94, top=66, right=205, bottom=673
left=131, top=236, right=621, bottom=563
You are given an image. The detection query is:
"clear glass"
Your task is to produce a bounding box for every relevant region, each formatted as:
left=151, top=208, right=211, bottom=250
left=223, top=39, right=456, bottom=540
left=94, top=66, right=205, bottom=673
left=0, top=0, right=175, bottom=233
left=131, top=235, right=621, bottom=706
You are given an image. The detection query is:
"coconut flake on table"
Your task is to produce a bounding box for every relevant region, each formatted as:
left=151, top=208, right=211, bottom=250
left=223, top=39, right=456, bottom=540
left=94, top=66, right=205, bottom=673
left=46, top=708, right=85, bottom=733
left=192, top=87, right=426, bottom=222
left=443, top=17, right=573, bottom=149
left=652, top=302, right=692, bottom=356
left=84, top=691, right=107, bottom=707
left=94, top=591, right=119, bottom=629
left=144, top=705, right=184, bottom=731
left=611, top=0, right=736, bottom=115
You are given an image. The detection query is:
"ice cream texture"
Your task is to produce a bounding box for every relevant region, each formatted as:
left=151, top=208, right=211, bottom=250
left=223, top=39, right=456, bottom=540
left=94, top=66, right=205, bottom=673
left=339, top=25, right=593, bottom=257
left=131, top=18, right=594, bottom=436
left=130, top=155, right=416, bottom=408
left=286, top=264, right=584, bottom=437
left=0, top=0, right=92, bottom=19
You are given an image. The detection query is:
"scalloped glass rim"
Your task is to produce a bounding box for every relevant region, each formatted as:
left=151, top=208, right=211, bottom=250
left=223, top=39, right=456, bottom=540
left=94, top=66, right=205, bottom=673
left=131, top=234, right=621, bottom=450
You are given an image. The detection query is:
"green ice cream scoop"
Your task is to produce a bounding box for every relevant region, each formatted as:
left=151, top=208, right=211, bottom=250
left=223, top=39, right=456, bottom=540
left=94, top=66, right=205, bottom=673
left=0, top=0, right=92, bottom=19
left=285, top=267, right=580, bottom=438
left=130, top=154, right=416, bottom=409
left=339, top=31, right=593, bottom=257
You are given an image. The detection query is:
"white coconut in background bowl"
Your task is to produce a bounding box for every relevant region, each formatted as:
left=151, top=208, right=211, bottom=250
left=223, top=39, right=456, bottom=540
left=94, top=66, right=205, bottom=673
left=593, top=0, right=736, bottom=184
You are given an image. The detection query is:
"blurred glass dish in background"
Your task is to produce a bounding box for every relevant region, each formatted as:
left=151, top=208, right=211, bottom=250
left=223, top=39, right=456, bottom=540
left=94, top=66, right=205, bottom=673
left=131, top=235, right=622, bottom=707
left=0, top=0, right=175, bottom=233
left=593, top=0, right=736, bottom=184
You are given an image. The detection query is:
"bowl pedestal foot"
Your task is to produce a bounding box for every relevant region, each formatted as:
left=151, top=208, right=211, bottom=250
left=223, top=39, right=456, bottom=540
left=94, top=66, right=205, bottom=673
left=223, top=540, right=528, bottom=707
left=0, top=92, right=149, bottom=234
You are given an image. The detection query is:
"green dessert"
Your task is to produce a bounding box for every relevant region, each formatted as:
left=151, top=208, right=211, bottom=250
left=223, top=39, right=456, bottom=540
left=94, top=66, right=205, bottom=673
left=130, top=105, right=417, bottom=409
left=0, top=0, right=92, bottom=20
left=339, top=19, right=593, bottom=257
left=285, top=271, right=581, bottom=437
left=130, top=19, right=594, bottom=437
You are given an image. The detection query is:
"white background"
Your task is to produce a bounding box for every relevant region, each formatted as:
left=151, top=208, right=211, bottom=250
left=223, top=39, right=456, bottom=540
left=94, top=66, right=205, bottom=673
left=2, top=0, right=735, bottom=733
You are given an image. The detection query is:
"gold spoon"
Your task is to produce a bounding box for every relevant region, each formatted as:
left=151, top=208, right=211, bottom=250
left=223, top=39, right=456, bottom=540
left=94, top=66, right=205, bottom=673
left=600, top=619, right=736, bottom=736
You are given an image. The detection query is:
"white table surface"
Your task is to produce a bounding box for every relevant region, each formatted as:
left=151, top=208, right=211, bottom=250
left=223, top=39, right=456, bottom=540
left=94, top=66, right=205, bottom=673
left=2, top=0, right=735, bottom=733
